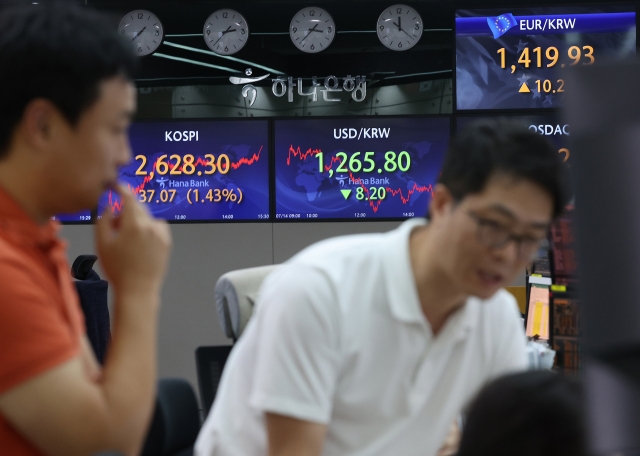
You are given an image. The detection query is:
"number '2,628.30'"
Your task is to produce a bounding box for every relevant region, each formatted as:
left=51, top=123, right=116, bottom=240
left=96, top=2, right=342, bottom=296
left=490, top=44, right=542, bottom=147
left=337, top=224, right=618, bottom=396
left=135, top=153, right=231, bottom=176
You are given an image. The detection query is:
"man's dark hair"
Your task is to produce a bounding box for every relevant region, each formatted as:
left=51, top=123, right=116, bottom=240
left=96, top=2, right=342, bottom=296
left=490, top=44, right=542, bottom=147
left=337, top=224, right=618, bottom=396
left=456, top=371, right=587, bottom=456
left=0, top=2, right=137, bottom=158
left=439, top=119, right=571, bottom=218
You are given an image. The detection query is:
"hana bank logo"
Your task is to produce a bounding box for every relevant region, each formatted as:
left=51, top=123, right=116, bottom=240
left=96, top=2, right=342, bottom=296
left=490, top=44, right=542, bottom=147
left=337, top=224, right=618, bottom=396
left=487, top=13, right=517, bottom=39
left=229, top=68, right=271, bottom=107
left=230, top=68, right=367, bottom=107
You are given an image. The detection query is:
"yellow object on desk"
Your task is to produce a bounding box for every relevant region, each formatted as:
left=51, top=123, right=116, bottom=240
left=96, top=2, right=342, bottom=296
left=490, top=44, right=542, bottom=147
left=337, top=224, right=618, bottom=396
left=531, top=301, right=549, bottom=340
left=526, top=285, right=550, bottom=340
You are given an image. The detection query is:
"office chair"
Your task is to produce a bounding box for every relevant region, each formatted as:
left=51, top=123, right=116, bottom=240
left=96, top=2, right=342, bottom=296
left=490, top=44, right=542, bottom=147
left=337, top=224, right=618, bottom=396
left=72, top=254, right=110, bottom=364
left=195, top=265, right=280, bottom=417
left=141, top=378, right=201, bottom=456
left=195, top=346, right=233, bottom=417
left=214, top=264, right=280, bottom=341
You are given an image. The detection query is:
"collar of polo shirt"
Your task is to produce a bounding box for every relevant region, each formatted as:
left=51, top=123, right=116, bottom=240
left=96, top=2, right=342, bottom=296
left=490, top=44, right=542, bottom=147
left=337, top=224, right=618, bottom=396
left=383, top=218, right=479, bottom=339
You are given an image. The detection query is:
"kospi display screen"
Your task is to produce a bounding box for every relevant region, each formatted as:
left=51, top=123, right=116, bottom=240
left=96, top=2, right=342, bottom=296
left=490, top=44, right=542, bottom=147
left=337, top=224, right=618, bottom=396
left=456, top=6, right=636, bottom=110
left=456, top=115, right=571, bottom=163
left=53, top=211, right=92, bottom=223
left=275, top=117, right=450, bottom=220
left=99, top=120, right=270, bottom=222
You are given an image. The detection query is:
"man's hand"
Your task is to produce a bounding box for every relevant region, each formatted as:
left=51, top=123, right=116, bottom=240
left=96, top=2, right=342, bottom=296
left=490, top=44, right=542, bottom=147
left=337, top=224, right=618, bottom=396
left=96, top=184, right=171, bottom=300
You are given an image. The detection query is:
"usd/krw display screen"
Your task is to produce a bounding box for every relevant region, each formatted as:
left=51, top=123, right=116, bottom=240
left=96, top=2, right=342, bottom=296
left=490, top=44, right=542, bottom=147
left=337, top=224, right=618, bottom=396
left=456, top=115, right=571, bottom=164
left=99, top=120, right=270, bottom=222
left=456, top=6, right=636, bottom=110
left=275, top=117, right=450, bottom=220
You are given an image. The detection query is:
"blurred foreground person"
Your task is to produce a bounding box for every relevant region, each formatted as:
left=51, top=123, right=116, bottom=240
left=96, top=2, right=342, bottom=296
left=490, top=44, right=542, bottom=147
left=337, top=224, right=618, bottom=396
left=196, top=119, right=570, bottom=456
left=457, top=371, right=587, bottom=456
left=0, top=3, right=171, bottom=456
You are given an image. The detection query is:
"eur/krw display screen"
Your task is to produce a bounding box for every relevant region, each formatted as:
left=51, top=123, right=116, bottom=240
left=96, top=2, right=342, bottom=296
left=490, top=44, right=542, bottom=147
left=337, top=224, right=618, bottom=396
left=99, top=120, right=270, bottom=222
left=275, top=117, right=450, bottom=220
left=456, top=6, right=636, bottom=110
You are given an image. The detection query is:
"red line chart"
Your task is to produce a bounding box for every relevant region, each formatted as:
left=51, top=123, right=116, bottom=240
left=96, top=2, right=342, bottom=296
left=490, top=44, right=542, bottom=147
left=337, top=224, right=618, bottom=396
left=286, top=144, right=433, bottom=213
left=107, top=190, right=123, bottom=213
left=231, top=145, right=263, bottom=170
left=286, top=145, right=322, bottom=165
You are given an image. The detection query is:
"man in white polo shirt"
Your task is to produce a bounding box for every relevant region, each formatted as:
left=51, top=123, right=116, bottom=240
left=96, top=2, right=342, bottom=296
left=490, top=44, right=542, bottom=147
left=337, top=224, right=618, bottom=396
left=196, top=119, right=570, bottom=456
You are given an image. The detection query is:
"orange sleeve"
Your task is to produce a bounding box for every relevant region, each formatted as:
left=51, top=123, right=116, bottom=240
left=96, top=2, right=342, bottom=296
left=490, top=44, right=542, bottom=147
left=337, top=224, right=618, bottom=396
left=0, top=257, right=80, bottom=395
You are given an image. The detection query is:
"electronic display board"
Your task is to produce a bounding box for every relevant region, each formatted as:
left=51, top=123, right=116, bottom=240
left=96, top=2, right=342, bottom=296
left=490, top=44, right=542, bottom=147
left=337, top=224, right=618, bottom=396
left=53, top=211, right=92, bottom=223
left=456, top=6, right=636, bottom=110
left=456, top=114, right=571, bottom=163
left=98, top=120, right=270, bottom=222
left=275, top=117, right=450, bottom=220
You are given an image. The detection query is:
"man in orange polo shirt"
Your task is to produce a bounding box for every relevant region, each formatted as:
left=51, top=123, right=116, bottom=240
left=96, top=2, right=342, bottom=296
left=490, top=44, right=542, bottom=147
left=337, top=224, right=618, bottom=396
left=0, top=3, right=171, bottom=456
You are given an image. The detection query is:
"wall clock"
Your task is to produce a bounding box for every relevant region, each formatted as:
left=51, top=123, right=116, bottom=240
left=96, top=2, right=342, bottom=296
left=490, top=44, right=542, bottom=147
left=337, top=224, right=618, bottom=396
left=290, top=7, right=335, bottom=53
left=204, top=9, right=250, bottom=55
left=377, top=4, right=423, bottom=51
left=118, top=10, right=164, bottom=57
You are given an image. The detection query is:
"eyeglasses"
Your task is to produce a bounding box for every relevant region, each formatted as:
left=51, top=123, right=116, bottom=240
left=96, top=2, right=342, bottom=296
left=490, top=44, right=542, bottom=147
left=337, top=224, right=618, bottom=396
left=467, top=210, right=546, bottom=261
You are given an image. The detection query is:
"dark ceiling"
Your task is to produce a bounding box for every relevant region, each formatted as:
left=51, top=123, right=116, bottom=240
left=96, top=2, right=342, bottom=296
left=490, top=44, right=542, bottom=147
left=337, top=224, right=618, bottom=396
left=8, top=0, right=639, bottom=86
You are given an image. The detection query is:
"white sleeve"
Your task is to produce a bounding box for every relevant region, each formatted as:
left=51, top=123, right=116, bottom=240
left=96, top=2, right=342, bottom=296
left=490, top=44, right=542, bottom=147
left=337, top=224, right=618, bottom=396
left=489, top=293, right=528, bottom=377
left=248, top=264, right=341, bottom=424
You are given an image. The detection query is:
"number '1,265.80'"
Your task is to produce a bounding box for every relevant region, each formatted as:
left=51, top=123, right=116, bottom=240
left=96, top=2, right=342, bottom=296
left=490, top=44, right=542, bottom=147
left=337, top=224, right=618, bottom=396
left=316, top=151, right=412, bottom=174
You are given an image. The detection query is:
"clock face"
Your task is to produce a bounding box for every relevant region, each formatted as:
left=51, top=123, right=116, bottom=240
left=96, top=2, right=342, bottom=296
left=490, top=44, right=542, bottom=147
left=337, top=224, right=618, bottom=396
left=377, top=4, right=423, bottom=51
left=204, top=9, right=250, bottom=55
left=290, top=7, right=335, bottom=53
left=118, top=10, right=164, bottom=57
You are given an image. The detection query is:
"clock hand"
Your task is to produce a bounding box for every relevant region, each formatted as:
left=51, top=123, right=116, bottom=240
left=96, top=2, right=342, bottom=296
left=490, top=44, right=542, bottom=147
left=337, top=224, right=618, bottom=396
left=300, top=23, right=319, bottom=44
left=398, top=16, right=402, bottom=31
left=131, top=26, right=146, bottom=41
left=211, top=26, right=232, bottom=47
left=401, top=28, right=416, bottom=40
left=392, top=21, right=401, bottom=30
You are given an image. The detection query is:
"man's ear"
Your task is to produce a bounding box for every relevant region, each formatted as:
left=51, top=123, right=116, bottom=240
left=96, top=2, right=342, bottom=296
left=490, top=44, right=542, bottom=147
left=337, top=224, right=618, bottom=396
left=428, top=183, right=455, bottom=221
left=19, top=99, right=59, bottom=150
